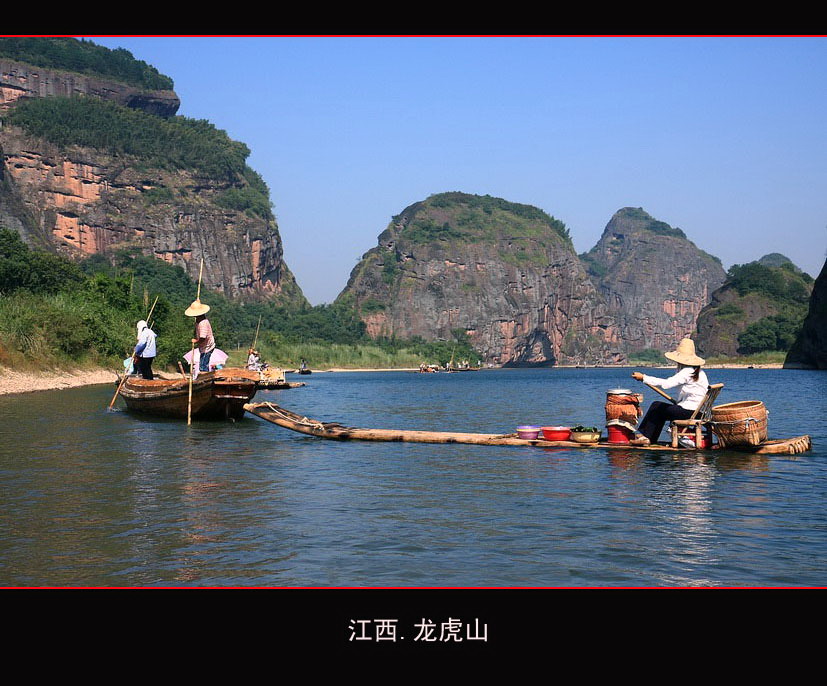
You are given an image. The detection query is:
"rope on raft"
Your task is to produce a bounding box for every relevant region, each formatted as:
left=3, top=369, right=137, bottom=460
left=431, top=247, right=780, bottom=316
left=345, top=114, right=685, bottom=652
left=264, top=402, right=326, bottom=431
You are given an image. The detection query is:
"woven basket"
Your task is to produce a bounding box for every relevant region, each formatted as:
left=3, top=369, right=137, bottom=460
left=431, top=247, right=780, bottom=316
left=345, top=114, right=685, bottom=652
left=711, top=400, right=768, bottom=447
left=605, top=393, right=643, bottom=425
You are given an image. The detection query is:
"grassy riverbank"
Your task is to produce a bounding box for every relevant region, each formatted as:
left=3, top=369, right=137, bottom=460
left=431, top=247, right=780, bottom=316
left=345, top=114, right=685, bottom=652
left=0, top=227, right=481, bottom=377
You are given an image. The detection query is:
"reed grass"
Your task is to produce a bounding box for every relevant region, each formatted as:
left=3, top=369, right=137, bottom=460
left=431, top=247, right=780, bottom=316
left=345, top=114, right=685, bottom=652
left=223, top=340, right=432, bottom=370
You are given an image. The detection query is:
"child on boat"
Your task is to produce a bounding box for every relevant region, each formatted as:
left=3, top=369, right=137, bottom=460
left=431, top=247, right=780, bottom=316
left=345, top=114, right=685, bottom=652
left=629, top=338, right=709, bottom=446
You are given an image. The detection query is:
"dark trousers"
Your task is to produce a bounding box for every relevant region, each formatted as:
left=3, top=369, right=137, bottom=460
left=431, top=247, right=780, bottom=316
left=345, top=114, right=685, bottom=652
left=638, top=401, right=693, bottom=442
left=137, top=356, right=154, bottom=380
left=199, top=349, right=213, bottom=372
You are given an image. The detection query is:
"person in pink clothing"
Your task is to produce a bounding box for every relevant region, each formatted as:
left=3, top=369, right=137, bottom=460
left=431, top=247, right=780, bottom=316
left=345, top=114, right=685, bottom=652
left=185, top=298, right=216, bottom=372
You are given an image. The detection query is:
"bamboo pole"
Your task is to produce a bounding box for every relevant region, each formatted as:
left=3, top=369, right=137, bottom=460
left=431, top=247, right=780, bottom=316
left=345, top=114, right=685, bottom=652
left=187, top=339, right=195, bottom=425
left=108, top=355, right=134, bottom=410
left=108, top=297, right=158, bottom=411
left=644, top=382, right=677, bottom=404
left=187, top=258, right=205, bottom=426
left=196, top=258, right=203, bottom=301
left=252, top=314, right=262, bottom=350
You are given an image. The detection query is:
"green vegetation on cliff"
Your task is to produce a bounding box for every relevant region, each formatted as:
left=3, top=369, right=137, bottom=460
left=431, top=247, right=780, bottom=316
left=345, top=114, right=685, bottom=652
left=696, top=260, right=814, bottom=357
left=0, top=37, right=174, bottom=90
left=4, top=96, right=273, bottom=218
left=726, top=261, right=812, bottom=302
left=399, top=192, right=572, bottom=247
left=617, top=207, right=687, bottom=239
left=6, top=97, right=249, bottom=179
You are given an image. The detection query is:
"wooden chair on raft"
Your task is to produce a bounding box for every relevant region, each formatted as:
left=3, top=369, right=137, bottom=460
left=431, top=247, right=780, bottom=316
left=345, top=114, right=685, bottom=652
left=670, top=383, right=724, bottom=448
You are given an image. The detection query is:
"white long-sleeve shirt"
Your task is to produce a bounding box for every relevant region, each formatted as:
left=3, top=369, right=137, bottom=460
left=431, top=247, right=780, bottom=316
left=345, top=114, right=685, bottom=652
left=135, top=326, right=157, bottom=358
left=643, top=367, right=709, bottom=411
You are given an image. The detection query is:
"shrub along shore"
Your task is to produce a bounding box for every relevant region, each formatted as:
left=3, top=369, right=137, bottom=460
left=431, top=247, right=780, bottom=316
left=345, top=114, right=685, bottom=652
left=0, top=227, right=480, bottom=392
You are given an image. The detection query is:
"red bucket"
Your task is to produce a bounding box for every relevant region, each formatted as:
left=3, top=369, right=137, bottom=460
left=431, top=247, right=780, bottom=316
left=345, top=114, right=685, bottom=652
left=607, top=425, right=634, bottom=444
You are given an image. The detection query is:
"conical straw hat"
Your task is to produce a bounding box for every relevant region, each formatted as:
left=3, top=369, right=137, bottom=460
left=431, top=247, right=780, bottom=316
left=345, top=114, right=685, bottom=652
left=185, top=299, right=210, bottom=317
left=664, top=338, right=704, bottom=366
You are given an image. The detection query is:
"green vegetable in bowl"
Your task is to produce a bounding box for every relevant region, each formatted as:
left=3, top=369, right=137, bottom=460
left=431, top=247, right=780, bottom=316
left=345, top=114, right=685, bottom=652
left=571, top=425, right=599, bottom=433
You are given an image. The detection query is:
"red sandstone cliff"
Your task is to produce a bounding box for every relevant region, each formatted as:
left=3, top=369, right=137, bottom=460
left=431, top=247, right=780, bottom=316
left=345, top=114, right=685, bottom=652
left=337, top=193, right=624, bottom=366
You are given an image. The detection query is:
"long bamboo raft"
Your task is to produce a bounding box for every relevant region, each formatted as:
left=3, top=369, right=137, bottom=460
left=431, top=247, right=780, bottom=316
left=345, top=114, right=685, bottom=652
left=243, top=402, right=812, bottom=454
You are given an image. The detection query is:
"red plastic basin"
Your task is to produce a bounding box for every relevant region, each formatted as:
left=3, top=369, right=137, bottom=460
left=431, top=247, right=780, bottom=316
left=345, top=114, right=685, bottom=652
left=541, top=426, right=571, bottom=441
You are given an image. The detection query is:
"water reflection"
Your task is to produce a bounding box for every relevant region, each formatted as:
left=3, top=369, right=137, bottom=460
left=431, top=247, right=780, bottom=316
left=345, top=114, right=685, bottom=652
left=1, top=368, right=825, bottom=586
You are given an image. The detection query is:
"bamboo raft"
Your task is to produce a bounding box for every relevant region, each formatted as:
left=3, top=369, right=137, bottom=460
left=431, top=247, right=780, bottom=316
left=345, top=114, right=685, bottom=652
left=243, top=402, right=812, bottom=454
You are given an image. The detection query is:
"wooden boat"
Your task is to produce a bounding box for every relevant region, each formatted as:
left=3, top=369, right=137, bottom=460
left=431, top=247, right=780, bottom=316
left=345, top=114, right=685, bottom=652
left=118, top=368, right=258, bottom=420
left=243, top=401, right=812, bottom=455
left=252, top=367, right=307, bottom=390
left=257, top=379, right=307, bottom=390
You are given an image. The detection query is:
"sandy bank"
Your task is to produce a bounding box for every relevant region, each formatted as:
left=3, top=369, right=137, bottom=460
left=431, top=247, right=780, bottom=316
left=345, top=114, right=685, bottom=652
left=0, top=366, right=119, bottom=396
left=0, top=361, right=791, bottom=396
left=315, top=367, right=418, bottom=373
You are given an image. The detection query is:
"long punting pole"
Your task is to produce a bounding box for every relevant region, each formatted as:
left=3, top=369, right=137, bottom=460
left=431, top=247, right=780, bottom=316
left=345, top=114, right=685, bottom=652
left=108, top=295, right=160, bottom=410
left=252, top=314, right=262, bottom=350
left=188, top=258, right=205, bottom=426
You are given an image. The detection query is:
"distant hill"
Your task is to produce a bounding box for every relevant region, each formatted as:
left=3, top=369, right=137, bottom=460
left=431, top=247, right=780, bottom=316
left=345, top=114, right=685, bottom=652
left=757, top=252, right=805, bottom=272
left=337, top=192, right=624, bottom=366
left=695, top=258, right=814, bottom=357
left=580, top=207, right=726, bottom=354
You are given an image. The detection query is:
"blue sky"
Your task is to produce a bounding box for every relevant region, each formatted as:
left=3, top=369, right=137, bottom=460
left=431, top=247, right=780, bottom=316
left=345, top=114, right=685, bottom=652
left=90, top=36, right=827, bottom=304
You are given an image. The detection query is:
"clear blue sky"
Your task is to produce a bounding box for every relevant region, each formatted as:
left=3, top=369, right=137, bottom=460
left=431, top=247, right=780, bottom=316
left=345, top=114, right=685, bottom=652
left=89, top=36, right=827, bottom=304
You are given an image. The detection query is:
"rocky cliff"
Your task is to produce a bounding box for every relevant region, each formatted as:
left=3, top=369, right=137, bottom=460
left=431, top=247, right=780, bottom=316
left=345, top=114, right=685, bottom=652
left=785, top=257, right=827, bottom=369
left=0, top=58, right=180, bottom=117
left=0, top=125, right=304, bottom=304
left=581, top=208, right=726, bottom=353
left=695, top=255, right=813, bottom=357
left=337, top=192, right=624, bottom=366
left=0, top=44, right=305, bottom=307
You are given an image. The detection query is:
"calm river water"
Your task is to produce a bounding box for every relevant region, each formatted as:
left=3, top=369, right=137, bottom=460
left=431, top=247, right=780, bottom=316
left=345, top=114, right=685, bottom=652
left=1, top=367, right=825, bottom=587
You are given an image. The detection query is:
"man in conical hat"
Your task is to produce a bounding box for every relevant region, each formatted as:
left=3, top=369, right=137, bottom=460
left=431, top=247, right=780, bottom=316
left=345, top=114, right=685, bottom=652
left=629, top=338, right=710, bottom=446
left=186, top=298, right=216, bottom=372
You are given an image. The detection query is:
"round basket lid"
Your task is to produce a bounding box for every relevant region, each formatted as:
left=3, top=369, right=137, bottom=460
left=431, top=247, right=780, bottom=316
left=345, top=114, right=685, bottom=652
left=607, top=388, right=633, bottom=394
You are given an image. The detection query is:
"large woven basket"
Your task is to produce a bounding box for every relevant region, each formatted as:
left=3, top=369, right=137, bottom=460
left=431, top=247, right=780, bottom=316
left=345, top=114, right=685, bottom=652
left=605, top=392, right=643, bottom=426
left=711, top=400, right=768, bottom=448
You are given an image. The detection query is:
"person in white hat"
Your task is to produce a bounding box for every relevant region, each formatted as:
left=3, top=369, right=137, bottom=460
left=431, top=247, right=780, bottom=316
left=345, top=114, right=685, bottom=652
left=246, top=347, right=262, bottom=371
left=628, top=338, right=710, bottom=446
left=134, top=319, right=157, bottom=380
left=185, top=299, right=216, bottom=372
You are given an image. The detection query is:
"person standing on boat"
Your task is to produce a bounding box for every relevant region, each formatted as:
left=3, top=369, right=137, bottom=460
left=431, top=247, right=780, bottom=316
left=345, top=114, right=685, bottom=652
left=628, top=338, right=710, bottom=446
left=185, top=299, right=216, bottom=372
left=247, top=348, right=262, bottom=371
left=134, top=319, right=157, bottom=380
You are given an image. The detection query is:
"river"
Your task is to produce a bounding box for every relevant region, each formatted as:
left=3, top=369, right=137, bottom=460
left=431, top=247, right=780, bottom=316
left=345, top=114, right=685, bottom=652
left=1, top=367, right=825, bottom=587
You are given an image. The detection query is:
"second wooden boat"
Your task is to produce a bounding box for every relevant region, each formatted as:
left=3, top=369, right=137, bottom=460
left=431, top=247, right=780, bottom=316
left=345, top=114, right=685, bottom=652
left=243, top=401, right=811, bottom=454
left=118, top=368, right=258, bottom=420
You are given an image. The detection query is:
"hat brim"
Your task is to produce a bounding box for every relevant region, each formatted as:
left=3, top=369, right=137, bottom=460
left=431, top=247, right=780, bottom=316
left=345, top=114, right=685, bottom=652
left=185, top=303, right=211, bottom=317
left=664, top=350, right=705, bottom=366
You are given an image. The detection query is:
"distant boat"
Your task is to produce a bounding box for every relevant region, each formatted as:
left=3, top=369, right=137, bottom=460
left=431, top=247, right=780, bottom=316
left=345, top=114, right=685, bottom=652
left=116, top=368, right=258, bottom=420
